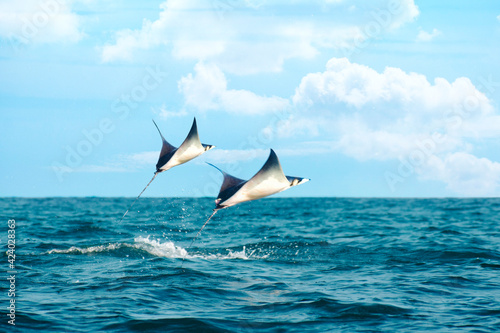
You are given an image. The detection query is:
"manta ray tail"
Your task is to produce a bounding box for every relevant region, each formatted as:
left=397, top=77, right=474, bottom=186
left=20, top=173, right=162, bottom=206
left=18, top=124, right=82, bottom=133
left=181, top=210, right=218, bottom=267
left=118, top=172, right=158, bottom=223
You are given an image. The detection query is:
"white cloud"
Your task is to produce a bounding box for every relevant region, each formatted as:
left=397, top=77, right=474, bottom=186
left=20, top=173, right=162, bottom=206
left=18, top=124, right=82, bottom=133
left=416, top=28, right=441, bottom=42
left=294, top=57, right=492, bottom=115
left=390, top=0, right=419, bottom=29
left=101, top=0, right=419, bottom=74
left=178, top=62, right=290, bottom=114
left=497, top=14, right=500, bottom=22
left=422, top=153, right=500, bottom=196
left=121, top=151, right=158, bottom=167
left=283, top=57, right=500, bottom=195
left=0, top=0, right=84, bottom=45
left=101, top=0, right=319, bottom=72
left=101, top=16, right=169, bottom=62
left=153, top=104, right=188, bottom=119
left=262, top=115, right=322, bottom=139
left=336, top=123, right=429, bottom=161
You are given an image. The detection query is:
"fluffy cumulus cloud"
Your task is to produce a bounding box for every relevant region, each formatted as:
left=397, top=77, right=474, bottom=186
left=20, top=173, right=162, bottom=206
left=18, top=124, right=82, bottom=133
left=390, top=0, right=419, bottom=29
left=422, top=153, right=500, bottom=196
left=0, top=0, right=84, bottom=45
left=293, top=57, right=492, bottom=115
left=286, top=57, right=500, bottom=195
left=178, top=62, right=290, bottom=114
left=101, top=0, right=419, bottom=74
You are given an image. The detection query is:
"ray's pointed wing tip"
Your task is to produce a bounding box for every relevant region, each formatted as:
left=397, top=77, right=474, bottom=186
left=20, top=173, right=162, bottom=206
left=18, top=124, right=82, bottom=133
left=262, top=148, right=282, bottom=171
left=268, top=148, right=280, bottom=161
left=152, top=119, right=162, bottom=135
left=184, top=116, right=199, bottom=139
left=206, top=161, right=219, bottom=169
left=206, top=162, right=224, bottom=174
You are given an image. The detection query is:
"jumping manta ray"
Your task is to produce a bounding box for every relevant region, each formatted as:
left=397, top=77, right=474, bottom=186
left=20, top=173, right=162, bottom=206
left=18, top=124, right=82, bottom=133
left=119, top=118, right=214, bottom=222
left=153, top=118, right=214, bottom=173
left=210, top=149, right=309, bottom=210
left=183, top=149, right=309, bottom=262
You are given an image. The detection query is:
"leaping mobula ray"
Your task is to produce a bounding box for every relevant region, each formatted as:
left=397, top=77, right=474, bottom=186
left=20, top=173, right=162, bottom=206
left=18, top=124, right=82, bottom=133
left=119, top=118, right=214, bottom=222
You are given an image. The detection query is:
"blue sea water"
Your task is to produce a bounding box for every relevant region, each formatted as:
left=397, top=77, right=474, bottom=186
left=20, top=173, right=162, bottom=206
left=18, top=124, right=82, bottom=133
left=1, top=197, right=500, bottom=332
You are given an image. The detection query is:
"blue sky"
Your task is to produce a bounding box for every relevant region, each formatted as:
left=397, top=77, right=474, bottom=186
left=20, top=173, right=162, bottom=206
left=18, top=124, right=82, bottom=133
left=1, top=0, right=500, bottom=198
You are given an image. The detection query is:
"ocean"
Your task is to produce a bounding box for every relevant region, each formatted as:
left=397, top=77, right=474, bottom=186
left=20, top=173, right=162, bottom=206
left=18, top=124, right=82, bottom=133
left=1, top=197, right=499, bottom=332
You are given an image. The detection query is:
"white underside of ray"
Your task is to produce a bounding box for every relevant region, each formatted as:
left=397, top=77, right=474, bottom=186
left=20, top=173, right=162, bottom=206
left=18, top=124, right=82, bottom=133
left=219, top=150, right=291, bottom=208
left=157, top=118, right=207, bottom=171
left=159, top=143, right=205, bottom=171
left=221, top=176, right=290, bottom=208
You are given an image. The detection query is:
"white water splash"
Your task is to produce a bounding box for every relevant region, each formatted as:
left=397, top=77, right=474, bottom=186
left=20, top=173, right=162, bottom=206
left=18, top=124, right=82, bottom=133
left=198, top=246, right=250, bottom=260
left=48, top=243, right=121, bottom=254
left=133, top=236, right=187, bottom=258
left=135, top=236, right=252, bottom=260
left=47, top=236, right=256, bottom=260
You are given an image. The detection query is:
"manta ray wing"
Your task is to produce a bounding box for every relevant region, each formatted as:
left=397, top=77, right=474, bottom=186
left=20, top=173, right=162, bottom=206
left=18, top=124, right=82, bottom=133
left=207, top=163, right=246, bottom=209
left=207, top=163, right=246, bottom=194
left=176, top=118, right=202, bottom=156
left=155, top=118, right=214, bottom=171
left=216, top=149, right=291, bottom=209
left=171, top=117, right=211, bottom=165
left=240, top=149, right=291, bottom=198
left=153, top=119, right=177, bottom=172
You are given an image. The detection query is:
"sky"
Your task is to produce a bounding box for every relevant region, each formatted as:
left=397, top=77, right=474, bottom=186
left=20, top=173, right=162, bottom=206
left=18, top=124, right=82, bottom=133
left=1, top=0, right=500, bottom=198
